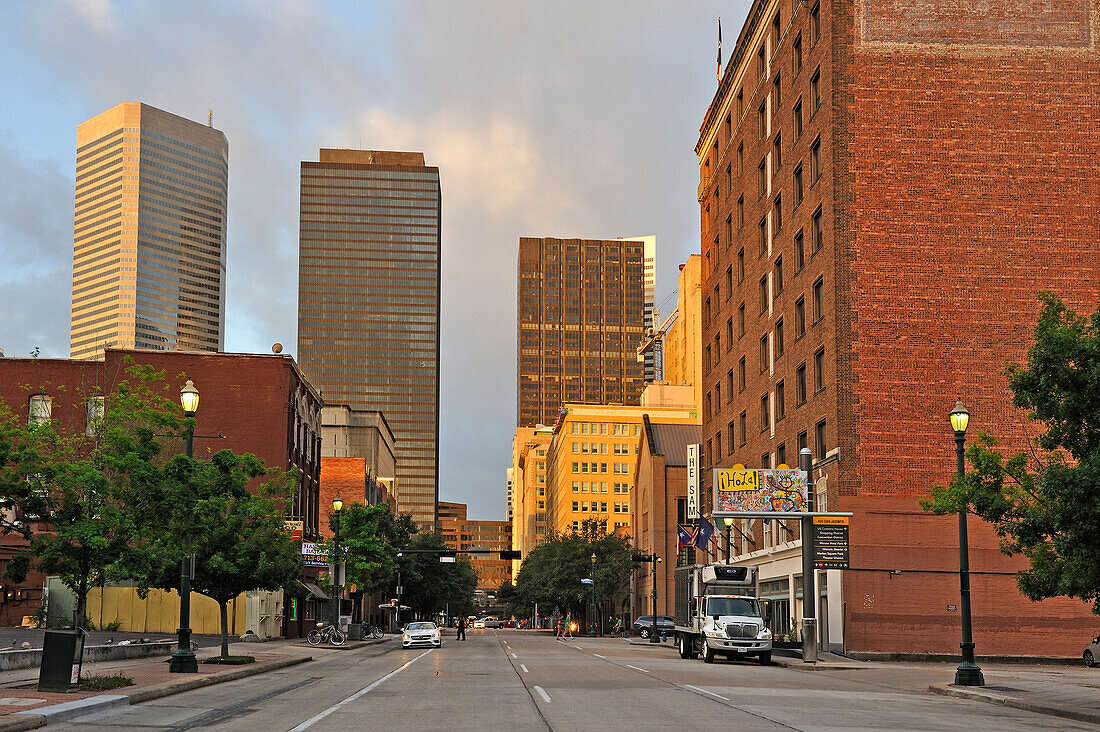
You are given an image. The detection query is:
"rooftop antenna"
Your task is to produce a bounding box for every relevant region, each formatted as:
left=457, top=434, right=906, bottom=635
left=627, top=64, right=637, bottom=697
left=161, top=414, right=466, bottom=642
left=208, top=109, right=213, bottom=127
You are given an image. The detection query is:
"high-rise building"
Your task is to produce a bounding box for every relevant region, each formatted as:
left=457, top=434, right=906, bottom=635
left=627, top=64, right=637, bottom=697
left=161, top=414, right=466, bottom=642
left=699, top=0, right=1098, bottom=656
left=297, top=149, right=441, bottom=530
left=517, top=237, right=652, bottom=427
left=438, top=501, right=512, bottom=598
left=70, top=103, right=228, bottom=360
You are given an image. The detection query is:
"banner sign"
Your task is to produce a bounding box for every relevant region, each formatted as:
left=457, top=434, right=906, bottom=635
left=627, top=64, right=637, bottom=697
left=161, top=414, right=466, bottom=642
left=812, top=516, right=850, bottom=569
left=301, top=542, right=328, bottom=568
left=686, top=444, right=701, bottom=519
left=713, top=468, right=808, bottom=513
left=284, top=520, right=303, bottom=541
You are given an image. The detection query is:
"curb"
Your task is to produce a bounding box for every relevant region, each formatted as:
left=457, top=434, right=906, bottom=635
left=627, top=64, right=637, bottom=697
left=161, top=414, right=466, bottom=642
left=928, top=683, right=1100, bottom=726
left=0, top=655, right=311, bottom=730
left=772, top=656, right=867, bottom=671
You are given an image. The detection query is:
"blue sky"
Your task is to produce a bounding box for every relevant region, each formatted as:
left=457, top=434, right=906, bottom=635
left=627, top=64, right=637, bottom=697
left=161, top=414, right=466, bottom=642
left=0, top=0, right=750, bottom=520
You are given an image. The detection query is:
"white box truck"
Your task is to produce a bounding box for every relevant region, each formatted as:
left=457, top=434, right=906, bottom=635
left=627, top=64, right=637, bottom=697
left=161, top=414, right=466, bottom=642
left=673, top=564, right=772, bottom=664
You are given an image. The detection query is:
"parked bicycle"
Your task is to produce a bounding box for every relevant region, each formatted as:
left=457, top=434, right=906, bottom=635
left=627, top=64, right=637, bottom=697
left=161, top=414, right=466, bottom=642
left=307, top=622, right=347, bottom=646
left=363, top=623, right=385, bottom=639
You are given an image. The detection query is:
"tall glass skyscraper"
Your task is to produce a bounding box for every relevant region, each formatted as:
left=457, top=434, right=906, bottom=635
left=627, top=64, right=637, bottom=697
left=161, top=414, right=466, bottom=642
left=297, top=150, right=441, bottom=529
left=70, top=102, right=228, bottom=360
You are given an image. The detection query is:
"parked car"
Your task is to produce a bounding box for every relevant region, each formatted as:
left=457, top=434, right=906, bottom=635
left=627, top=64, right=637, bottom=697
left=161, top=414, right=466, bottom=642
left=633, top=615, right=675, bottom=639
left=1085, top=635, right=1100, bottom=667
left=402, top=621, right=442, bottom=648
left=473, top=616, right=503, bottom=629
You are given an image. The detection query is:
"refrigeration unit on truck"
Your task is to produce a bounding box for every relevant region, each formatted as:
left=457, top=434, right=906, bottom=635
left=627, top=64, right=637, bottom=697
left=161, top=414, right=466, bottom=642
left=673, top=564, right=772, bottom=665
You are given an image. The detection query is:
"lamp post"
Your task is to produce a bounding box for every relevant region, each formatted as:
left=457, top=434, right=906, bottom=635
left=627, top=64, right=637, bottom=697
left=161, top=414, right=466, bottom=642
left=170, top=379, right=200, bottom=673
left=649, top=553, right=661, bottom=644
left=722, top=517, right=734, bottom=561
left=589, top=553, right=597, bottom=637
left=332, top=496, right=343, bottom=631
left=950, top=400, right=984, bottom=686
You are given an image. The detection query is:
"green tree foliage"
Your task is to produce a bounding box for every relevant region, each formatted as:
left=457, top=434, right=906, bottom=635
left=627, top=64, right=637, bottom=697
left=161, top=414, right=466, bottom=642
left=317, top=502, right=416, bottom=599
left=398, top=532, right=478, bottom=620
left=512, top=519, right=634, bottom=619
left=0, top=362, right=182, bottom=627
left=924, top=293, right=1100, bottom=613
left=125, top=450, right=302, bottom=657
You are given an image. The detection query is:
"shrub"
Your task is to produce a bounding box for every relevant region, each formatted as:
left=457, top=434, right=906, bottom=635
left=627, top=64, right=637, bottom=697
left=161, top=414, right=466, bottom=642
left=103, top=620, right=123, bottom=632
left=80, top=674, right=133, bottom=690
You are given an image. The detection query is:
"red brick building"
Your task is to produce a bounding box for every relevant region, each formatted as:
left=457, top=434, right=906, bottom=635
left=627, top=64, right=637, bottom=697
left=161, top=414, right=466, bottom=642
left=0, top=349, right=324, bottom=636
left=438, top=501, right=512, bottom=601
left=698, top=0, right=1099, bottom=656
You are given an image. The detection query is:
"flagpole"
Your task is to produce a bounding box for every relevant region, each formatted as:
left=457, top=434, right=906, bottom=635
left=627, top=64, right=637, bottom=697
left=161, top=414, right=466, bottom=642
left=717, top=16, right=723, bottom=82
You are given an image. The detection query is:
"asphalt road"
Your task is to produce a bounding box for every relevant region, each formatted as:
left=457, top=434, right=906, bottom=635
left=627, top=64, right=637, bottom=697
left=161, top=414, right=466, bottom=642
left=52, top=629, right=1099, bottom=731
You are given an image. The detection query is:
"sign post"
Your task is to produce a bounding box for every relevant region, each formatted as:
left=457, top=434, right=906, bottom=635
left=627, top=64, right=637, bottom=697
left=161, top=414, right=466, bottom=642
left=799, top=448, right=818, bottom=664
left=686, top=444, right=700, bottom=520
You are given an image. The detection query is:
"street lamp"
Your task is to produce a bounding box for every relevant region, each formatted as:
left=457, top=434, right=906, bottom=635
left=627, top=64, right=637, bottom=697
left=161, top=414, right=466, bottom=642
left=722, top=517, right=735, bottom=562
left=332, top=496, right=344, bottom=631
left=170, top=379, right=199, bottom=673
left=950, top=399, right=984, bottom=687
left=589, top=553, right=597, bottom=637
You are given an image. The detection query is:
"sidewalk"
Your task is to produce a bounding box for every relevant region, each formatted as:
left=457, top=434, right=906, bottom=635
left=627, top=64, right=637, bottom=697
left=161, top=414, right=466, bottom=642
left=929, top=667, right=1100, bottom=727
left=0, top=636, right=331, bottom=730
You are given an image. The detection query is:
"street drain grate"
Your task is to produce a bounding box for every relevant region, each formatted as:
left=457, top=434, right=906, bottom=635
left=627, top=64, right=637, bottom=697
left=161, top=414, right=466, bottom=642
left=979, top=686, right=1024, bottom=694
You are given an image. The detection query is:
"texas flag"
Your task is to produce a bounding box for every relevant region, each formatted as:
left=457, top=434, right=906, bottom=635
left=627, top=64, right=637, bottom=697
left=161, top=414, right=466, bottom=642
left=677, top=524, right=697, bottom=551
left=695, top=518, right=717, bottom=552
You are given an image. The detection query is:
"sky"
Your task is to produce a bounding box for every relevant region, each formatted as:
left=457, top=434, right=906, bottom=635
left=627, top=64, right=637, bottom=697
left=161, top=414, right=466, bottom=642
left=0, top=0, right=750, bottom=520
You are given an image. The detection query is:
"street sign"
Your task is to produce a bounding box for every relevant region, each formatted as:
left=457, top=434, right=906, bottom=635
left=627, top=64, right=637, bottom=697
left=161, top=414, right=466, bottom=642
left=811, top=516, right=849, bottom=569
left=580, top=578, right=594, bottom=585
left=714, top=467, right=808, bottom=514
left=301, top=542, right=327, bottom=568
left=440, top=556, right=455, bottom=563
left=687, top=444, right=700, bottom=520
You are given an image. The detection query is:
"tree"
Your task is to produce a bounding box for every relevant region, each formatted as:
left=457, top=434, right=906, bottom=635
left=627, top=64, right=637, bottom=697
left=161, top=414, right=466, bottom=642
left=126, top=450, right=302, bottom=657
left=924, top=293, right=1100, bottom=613
left=397, top=532, right=478, bottom=620
left=317, top=502, right=415, bottom=600
left=0, top=361, right=182, bottom=628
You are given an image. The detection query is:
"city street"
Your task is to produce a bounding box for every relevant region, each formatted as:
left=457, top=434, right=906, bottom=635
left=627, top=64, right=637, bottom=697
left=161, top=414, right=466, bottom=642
left=49, top=630, right=1099, bottom=731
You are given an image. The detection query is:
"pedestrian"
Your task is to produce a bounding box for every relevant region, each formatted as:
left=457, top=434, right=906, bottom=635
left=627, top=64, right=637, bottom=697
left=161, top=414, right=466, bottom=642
left=457, top=615, right=467, bottom=641
left=565, top=615, right=574, bottom=640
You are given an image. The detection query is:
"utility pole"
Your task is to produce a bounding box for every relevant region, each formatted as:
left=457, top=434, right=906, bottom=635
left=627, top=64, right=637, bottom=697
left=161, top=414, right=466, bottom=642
left=800, top=447, right=818, bottom=663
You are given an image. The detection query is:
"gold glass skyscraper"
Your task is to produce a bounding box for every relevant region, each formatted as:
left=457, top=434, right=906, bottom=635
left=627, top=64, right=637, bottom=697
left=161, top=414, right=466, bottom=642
left=70, top=102, right=228, bottom=360
left=297, top=149, right=441, bottom=529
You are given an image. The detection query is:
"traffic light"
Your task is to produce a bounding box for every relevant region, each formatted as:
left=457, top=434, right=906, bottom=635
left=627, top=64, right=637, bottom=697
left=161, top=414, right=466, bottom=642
left=499, top=550, right=522, bottom=560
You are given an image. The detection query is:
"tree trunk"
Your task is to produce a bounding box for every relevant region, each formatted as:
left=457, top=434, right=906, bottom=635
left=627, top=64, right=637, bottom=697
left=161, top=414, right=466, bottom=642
left=76, top=577, right=88, bottom=631
left=219, top=600, right=230, bottom=658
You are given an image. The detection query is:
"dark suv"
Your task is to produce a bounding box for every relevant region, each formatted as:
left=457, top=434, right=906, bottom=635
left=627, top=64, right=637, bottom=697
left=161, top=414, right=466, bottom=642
left=633, top=615, right=675, bottom=639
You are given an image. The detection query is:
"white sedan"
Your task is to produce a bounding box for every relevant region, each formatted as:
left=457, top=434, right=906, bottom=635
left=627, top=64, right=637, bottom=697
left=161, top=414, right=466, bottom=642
left=402, top=621, right=442, bottom=648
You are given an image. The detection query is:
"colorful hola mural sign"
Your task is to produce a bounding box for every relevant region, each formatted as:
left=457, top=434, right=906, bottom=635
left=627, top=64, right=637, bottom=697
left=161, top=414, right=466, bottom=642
left=713, top=467, right=808, bottom=513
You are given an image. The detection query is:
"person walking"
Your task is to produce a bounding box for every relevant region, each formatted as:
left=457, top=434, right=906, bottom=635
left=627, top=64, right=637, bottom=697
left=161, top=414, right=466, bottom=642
left=457, top=615, right=467, bottom=641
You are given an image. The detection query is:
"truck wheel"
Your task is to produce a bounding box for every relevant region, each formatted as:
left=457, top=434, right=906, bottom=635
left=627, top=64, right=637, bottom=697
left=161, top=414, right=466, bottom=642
left=701, top=637, right=715, bottom=663
left=759, top=651, right=771, bottom=665
left=678, top=634, right=696, bottom=659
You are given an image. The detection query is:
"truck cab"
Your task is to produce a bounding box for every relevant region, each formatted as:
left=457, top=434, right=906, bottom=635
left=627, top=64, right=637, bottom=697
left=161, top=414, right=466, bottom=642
left=674, top=564, right=772, bottom=664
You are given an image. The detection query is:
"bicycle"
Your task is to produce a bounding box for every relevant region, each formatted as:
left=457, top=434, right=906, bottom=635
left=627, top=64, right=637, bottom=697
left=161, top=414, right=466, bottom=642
left=363, top=624, right=385, bottom=639
left=307, top=622, right=347, bottom=646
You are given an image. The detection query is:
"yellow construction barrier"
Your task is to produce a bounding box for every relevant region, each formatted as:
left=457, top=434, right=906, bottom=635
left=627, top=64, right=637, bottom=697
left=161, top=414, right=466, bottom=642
left=86, top=586, right=246, bottom=635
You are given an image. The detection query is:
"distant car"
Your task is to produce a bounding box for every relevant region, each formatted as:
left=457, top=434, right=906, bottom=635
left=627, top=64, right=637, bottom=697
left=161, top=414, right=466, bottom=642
left=633, top=615, right=675, bottom=639
left=473, top=616, right=502, bottom=629
left=402, top=621, right=442, bottom=648
left=1085, top=635, right=1100, bottom=667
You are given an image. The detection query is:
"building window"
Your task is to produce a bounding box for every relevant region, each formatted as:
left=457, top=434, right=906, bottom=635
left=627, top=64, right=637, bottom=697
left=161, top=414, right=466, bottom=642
left=737, top=246, right=745, bottom=281
left=715, top=430, right=723, bottom=459
left=758, top=43, right=767, bottom=78
left=777, top=442, right=787, bottom=467
left=761, top=392, right=771, bottom=430
left=705, top=345, right=712, bottom=374
left=811, top=68, right=821, bottom=113
left=737, top=197, right=745, bottom=230
left=773, top=73, right=782, bottom=106
left=725, top=216, right=733, bottom=249
left=714, top=333, right=721, bottom=361
left=774, top=196, right=784, bottom=233
left=727, top=368, right=735, bottom=396
left=725, top=265, right=733, bottom=297
left=727, top=318, right=734, bottom=347
left=738, top=357, right=747, bottom=392
left=814, top=347, right=826, bottom=392
left=772, top=134, right=782, bottom=172
left=728, top=421, right=736, bottom=453
left=816, top=418, right=827, bottom=456
left=759, top=333, right=769, bottom=372
left=810, top=2, right=821, bottom=46
left=85, top=396, right=105, bottom=436
left=759, top=276, right=768, bottom=312
left=794, top=229, right=805, bottom=271
left=759, top=100, right=768, bottom=138
left=29, top=395, right=51, bottom=425
left=813, top=276, right=825, bottom=323
left=774, top=257, right=784, bottom=297
left=796, top=296, right=806, bottom=337
left=793, top=98, right=803, bottom=140
left=811, top=136, right=821, bottom=183
left=776, top=380, right=786, bottom=421
left=812, top=207, right=824, bottom=253
left=794, top=164, right=803, bottom=207
left=761, top=452, right=772, bottom=470
left=758, top=159, right=767, bottom=197
left=759, top=218, right=768, bottom=255
left=739, top=411, right=747, bottom=446
left=796, top=362, right=807, bottom=405
left=737, top=88, right=744, bottom=120
left=737, top=142, right=744, bottom=174
left=725, top=113, right=732, bottom=144
left=775, top=317, right=785, bottom=358
left=793, top=33, right=802, bottom=75
left=738, top=302, right=746, bottom=337
left=798, top=429, right=808, bottom=454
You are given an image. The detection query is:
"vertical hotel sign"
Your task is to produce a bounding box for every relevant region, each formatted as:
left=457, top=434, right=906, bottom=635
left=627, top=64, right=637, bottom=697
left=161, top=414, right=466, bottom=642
left=686, top=444, right=700, bottom=519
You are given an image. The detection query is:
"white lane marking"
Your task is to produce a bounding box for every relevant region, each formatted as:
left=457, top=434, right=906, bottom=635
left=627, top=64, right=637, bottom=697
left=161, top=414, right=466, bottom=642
left=685, top=684, right=730, bottom=701
left=520, top=664, right=529, bottom=673
left=593, top=653, right=606, bottom=659
left=534, top=686, right=552, bottom=703
left=510, top=652, right=517, bottom=658
left=289, top=650, right=431, bottom=730
left=626, top=664, right=649, bottom=673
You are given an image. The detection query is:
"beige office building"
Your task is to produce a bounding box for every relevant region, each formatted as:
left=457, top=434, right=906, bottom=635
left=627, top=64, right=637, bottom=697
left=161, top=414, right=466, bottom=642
left=70, top=102, right=228, bottom=360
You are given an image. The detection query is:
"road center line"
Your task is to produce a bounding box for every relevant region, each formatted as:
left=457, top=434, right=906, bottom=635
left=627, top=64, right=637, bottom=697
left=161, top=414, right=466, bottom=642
left=626, top=664, right=649, bottom=673
left=288, top=650, right=431, bottom=730
left=520, top=664, right=529, bottom=673
left=511, top=652, right=518, bottom=658
left=593, top=653, right=606, bottom=659
left=685, top=684, right=730, bottom=701
left=533, top=685, right=552, bottom=703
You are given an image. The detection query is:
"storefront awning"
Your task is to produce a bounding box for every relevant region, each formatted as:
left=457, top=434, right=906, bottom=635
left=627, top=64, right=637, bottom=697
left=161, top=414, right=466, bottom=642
left=299, top=581, right=329, bottom=600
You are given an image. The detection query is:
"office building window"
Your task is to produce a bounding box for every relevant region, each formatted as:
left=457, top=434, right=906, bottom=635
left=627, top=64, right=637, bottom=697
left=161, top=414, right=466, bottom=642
left=725, top=216, right=733, bottom=248
left=761, top=393, right=770, bottom=430
left=758, top=159, right=767, bottom=196
left=759, top=333, right=769, bottom=372
left=737, top=89, right=744, bottom=120
left=726, top=265, right=733, bottom=297
left=737, top=142, right=744, bottom=174
left=794, top=165, right=803, bottom=207
left=775, top=317, right=785, bottom=358
left=773, top=73, right=781, bottom=106
left=759, top=100, right=768, bottom=137
left=85, top=396, right=105, bottom=436
left=739, top=411, right=747, bottom=446
left=816, top=418, right=827, bottom=456
left=810, top=2, right=821, bottom=46
left=716, top=431, right=723, bottom=459
left=774, top=257, right=784, bottom=297
left=727, top=367, right=735, bottom=396
left=794, top=229, right=805, bottom=271
left=777, top=442, right=787, bottom=467
left=773, top=195, right=783, bottom=232
left=796, top=362, right=807, bottom=405
left=776, top=380, right=786, bottom=421
left=759, top=276, right=768, bottom=312
left=738, top=357, right=746, bottom=392
left=794, top=98, right=803, bottom=140
left=814, top=347, right=826, bottom=392
left=29, top=395, right=51, bottom=425
left=793, top=33, right=802, bottom=75
left=812, top=207, right=824, bottom=253
left=811, top=68, right=821, bottom=112
left=759, top=218, right=768, bottom=255
left=813, top=276, right=825, bottom=323
left=738, top=246, right=745, bottom=280
left=796, top=296, right=806, bottom=337
left=728, top=421, right=736, bottom=453
left=773, top=134, right=782, bottom=171
left=726, top=318, right=734, bottom=346
left=738, top=302, right=746, bottom=337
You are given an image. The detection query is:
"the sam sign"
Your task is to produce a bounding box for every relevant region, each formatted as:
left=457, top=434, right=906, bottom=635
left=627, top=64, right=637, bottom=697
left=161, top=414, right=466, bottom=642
left=686, top=444, right=700, bottom=520
left=713, top=468, right=808, bottom=514
left=301, top=542, right=327, bottom=568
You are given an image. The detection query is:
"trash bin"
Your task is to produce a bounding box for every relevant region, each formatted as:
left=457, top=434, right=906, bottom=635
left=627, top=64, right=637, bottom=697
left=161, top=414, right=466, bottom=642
left=347, top=623, right=362, bottom=641
left=38, top=629, right=85, bottom=692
